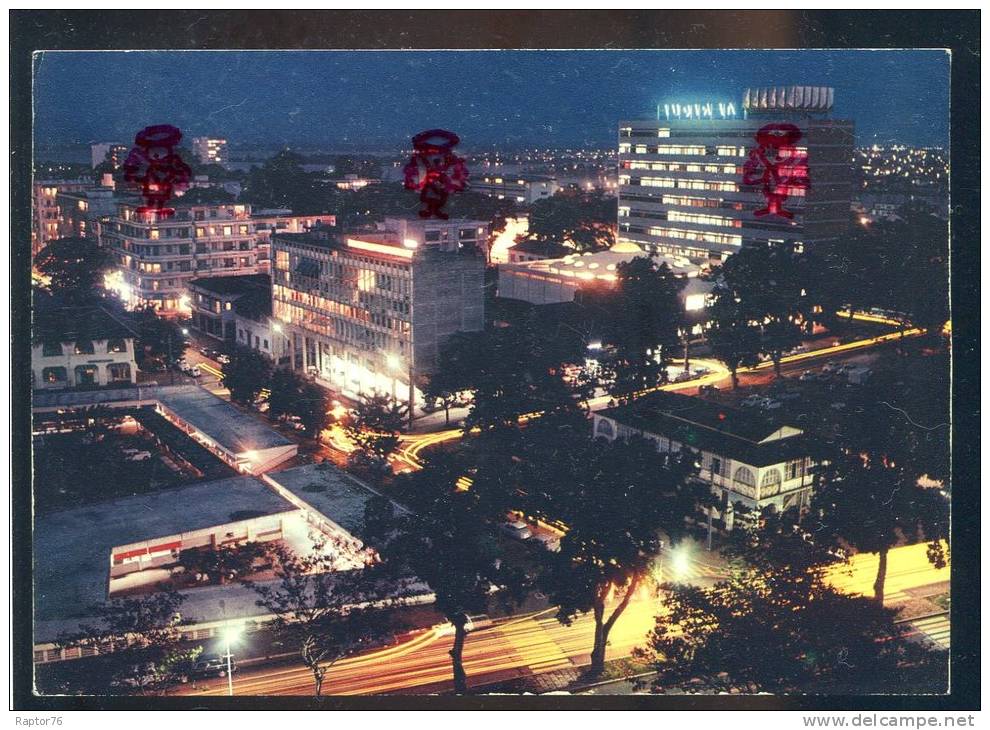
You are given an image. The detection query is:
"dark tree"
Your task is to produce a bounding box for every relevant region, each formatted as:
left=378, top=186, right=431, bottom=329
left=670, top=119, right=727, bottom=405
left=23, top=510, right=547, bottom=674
left=267, top=367, right=307, bottom=422
left=58, top=589, right=200, bottom=696
left=703, top=285, right=763, bottom=389
left=810, top=449, right=948, bottom=606
left=296, top=381, right=333, bottom=438
left=34, top=238, right=113, bottom=304
left=130, top=306, right=189, bottom=372
left=713, top=241, right=808, bottom=377
left=380, top=476, right=525, bottom=694
left=521, top=190, right=617, bottom=253
left=221, top=345, right=273, bottom=405
left=177, top=542, right=270, bottom=586
left=595, top=255, right=686, bottom=399
left=239, top=150, right=334, bottom=214
left=343, top=392, right=408, bottom=461
left=538, top=435, right=698, bottom=676
left=249, top=535, right=397, bottom=698
left=635, top=541, right=945, bottom=694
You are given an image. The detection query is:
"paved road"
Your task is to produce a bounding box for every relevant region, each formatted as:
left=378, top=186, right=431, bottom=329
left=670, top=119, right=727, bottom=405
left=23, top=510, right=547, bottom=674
left=178, top=541, right=948, bottom=697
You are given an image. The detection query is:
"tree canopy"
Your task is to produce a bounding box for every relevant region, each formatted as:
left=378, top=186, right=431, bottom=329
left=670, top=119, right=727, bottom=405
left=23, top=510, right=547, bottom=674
left=520, top=190, right=617, bottom=253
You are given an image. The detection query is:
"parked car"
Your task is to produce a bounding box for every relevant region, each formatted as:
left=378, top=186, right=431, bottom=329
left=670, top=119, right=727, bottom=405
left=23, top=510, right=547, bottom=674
left=777, top=390, right=802, bottom=402
left=698, top=384, right=719, bottom=396
left=821, top=360, right=841, bottom=374
left=125, top=451, right=153, bottom=462
left=500, top=520, right=532, bottom=541
left=761, top=399, right=783, bottom=410
left=740, top=394, right=767, bottom=408
left=798, top=371, right=818, bottom=382
left=184, top=655, right=236, bottom=680
left=216, top=353, right=231, bottom=365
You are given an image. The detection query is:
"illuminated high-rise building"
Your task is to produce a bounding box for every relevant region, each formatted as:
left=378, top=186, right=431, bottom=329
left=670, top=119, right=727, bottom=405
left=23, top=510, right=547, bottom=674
left=618, top=86, right=854, bottom=262
left=191, top=137, right=229, bottom=167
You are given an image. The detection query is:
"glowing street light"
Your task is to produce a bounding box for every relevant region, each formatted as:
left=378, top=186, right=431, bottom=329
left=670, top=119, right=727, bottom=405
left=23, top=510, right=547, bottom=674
left=218, top=600, right=242, bottom=697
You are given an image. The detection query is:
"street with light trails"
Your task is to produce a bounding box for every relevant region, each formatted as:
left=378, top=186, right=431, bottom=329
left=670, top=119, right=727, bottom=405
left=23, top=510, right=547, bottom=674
left=179, top=541, right=948, bottom=696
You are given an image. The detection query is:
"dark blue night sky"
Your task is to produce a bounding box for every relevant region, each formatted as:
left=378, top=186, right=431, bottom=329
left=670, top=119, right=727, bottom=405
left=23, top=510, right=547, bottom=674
left=34, top=50, right=949, bottom=152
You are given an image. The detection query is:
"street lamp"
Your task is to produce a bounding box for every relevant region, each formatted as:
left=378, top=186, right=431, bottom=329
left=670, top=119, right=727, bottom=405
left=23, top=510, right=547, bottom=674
left=218, top=600, right=242, bottom=697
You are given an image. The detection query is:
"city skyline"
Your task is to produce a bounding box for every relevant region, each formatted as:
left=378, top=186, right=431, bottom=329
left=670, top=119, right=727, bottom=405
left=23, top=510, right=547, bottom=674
left=34, top=50, right=949, bottom=153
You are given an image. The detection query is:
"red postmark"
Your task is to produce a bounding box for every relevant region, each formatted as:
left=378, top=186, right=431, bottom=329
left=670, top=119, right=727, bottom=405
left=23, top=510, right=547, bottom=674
left=123, top=124, right=192, bottom=220
left=403, top=129, right=469, bottom=220
left=742, top=123, right=810, bottom=219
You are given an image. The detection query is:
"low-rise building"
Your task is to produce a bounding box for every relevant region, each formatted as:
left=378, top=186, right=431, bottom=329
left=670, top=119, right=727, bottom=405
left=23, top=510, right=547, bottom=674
left=187, top=273, right=271, bottom=342
left=272, top=216, right=487, bottom=415
left=497, top=240, right=714, bottom=315
left=472, top=173, right=559, bottom=204
left=505, top=239, right=570, bottom=263
left=32, top=305, right=137, bottom=390
left=592, top=390, right=816, bottom=526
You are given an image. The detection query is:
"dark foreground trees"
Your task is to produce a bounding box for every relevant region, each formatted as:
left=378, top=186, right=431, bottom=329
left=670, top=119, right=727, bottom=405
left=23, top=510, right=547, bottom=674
left=538, top=435, right=699, bottom=676
left=221, top=346, right=273, bottom=405
left=635, top=528, right=946, bottom=694
left=379, top=457, right=526, bottom=694
left=249, top=535, right=398, bottom=698
left=57, top=589, right=200, bottom=696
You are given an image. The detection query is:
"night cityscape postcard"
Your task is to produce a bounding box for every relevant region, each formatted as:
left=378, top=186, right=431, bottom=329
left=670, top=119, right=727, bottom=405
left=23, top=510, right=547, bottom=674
left=9, top=9, right=979, bottom=716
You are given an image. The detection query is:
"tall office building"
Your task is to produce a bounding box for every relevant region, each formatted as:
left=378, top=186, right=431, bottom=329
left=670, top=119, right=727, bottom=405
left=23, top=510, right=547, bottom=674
left=618, top=86, right=854, bottom=262
left=272, top=217, right=488, bottom=414
left=191, top=137, right=229, bottom=167
left=90, top=142, right=127, bottom=169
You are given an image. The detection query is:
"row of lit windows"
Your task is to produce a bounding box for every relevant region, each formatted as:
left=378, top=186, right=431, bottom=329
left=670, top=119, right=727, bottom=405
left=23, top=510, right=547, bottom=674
left=619, top=127, right=671, bottom=139
left=624, top=161, right=740, bottom=174
left=667, top=211, right=743, bottom=229
left=621, top=175, right=740, bottom=193
left=195, top=224, right=251, bottom=238
left=662, top=195, right=742, bottom=210
left=645, top=225, right=743, bottom=246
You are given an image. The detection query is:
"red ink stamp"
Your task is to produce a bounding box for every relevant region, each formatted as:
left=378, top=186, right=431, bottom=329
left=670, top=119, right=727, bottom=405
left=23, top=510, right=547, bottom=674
left=403, top=129, right=469, bottom=219
left=742, top=123, right=810, bottom=219
left=123, top=124, right=192, bottom=219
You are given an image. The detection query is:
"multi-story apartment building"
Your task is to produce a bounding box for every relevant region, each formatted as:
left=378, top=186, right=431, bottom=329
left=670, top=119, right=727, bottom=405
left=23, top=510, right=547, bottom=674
left=191, top=137, right=228, bottom=167
left=593, top=390, right=815, bottom=528
left=90, top=142, right=127, bottom=170
left=271, top=216, right=488, bottom=416
left=32, top=178, right=93, bottom=254
left=56, top=177, right=134, bottom=241
left=472, top=174, right=559, bottom=204
left=251, top=210, right=337, bottom=273
left=618, top=86, right=854, bottom=262
left=102, top=201, right=262, bottom=313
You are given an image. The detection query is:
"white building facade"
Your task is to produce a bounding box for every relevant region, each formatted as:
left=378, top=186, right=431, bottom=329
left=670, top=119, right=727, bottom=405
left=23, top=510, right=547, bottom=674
left=592, top=391, right=815, bottom=527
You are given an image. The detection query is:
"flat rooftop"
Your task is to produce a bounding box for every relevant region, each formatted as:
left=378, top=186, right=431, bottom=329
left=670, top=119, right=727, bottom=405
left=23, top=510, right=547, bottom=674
left=157, top=386, right=294, bottom=455
left=32, top=385, right=293, bottom=456
left=34, top=476, right=297, bottom=623
left=268, top=463, right=387, bottom=544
